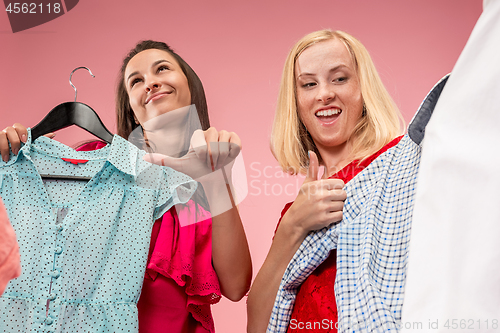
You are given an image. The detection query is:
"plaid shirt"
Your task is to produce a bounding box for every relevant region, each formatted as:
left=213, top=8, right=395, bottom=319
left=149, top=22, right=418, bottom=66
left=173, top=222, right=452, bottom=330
left=267, top=76, right=449, bottom=333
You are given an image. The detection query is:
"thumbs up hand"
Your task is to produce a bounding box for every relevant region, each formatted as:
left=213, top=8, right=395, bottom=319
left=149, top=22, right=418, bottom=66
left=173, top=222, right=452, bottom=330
left=281, top=151, right=346, bottom=235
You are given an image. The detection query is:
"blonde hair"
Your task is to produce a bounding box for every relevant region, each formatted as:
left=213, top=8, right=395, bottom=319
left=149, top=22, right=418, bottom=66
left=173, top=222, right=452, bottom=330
left=271, top=30, right=404, bottom=175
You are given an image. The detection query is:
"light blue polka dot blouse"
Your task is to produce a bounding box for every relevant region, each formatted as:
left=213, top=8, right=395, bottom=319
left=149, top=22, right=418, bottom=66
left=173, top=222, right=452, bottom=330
left=0, top=129, right=197, bottom=332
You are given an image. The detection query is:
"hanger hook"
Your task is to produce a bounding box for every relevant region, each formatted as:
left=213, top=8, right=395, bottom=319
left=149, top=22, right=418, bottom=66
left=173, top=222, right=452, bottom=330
left=69, top=67, right=95, bottom=102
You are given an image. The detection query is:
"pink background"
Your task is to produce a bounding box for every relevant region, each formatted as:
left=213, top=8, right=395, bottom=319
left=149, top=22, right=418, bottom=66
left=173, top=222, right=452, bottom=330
left=0, top=1, right=482, bottom=331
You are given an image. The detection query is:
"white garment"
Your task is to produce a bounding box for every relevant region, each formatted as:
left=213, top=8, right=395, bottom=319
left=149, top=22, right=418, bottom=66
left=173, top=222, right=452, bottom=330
left=402, top=0, right=500, bottom=332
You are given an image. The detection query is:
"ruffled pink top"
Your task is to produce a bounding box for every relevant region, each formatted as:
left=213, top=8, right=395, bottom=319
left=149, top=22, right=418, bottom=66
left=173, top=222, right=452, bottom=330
left=77, top=141, right=221, bottom=332
left=0, top=197, right=21, bottom=295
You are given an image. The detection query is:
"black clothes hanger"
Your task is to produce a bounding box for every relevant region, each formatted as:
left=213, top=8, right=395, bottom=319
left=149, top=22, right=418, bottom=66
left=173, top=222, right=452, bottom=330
left=30, top=102, right=114, bottom=144
left=31, top=67, right=114, bottom=182
left=31, top=67, right=114, bottom=144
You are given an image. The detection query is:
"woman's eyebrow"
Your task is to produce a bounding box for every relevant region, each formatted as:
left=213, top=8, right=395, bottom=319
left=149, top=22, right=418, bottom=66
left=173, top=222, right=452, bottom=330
left=127, top=71, right=139, bottom=82
left=296, top=72, right=315, bottom=79
left=126, top=60, right=173, bottom=82
left=296, top=64, right=348, bottom=79
left=152, top=59, right=171, bottom=67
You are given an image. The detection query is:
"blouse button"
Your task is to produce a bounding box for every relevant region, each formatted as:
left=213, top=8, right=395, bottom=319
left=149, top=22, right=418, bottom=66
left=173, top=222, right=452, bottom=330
left=45, top=316, right=54, bottom=325
left=56, top=225, right=63, bottom=232
left=55, top=246, right=63, bottom=255
left=48, top=293, right=56, bottom=300
left=51, top=270, right=60, bottom=278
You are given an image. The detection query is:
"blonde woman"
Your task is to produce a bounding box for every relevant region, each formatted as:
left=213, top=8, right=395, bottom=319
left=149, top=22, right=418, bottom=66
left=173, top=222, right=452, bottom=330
left=248, top=30, right=406, bottom=332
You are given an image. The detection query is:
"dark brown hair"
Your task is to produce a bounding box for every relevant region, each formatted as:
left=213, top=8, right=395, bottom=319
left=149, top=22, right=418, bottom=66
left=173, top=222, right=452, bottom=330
left=116, top=40, right=210, bottom=139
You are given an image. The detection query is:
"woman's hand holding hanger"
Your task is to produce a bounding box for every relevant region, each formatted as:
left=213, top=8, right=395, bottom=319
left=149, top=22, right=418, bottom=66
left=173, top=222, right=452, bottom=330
left=0, top=124, right=55, bottom=162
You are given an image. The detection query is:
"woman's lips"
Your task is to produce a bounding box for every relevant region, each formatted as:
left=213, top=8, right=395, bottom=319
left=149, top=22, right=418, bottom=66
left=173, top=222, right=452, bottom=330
left=145, top=91, right=171, bottom=104
left=315, top=108, right=342, bottom=124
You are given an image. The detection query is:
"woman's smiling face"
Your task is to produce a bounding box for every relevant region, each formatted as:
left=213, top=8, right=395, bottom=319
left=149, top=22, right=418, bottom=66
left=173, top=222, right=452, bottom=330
left=124, top=49, right=191, bottom=125
left=295, top=38, right=363, bottom=154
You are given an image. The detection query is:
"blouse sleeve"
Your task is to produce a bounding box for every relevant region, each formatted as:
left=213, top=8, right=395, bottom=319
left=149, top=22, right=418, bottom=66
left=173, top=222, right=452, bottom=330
left=153, top=167, right=198, bottom=220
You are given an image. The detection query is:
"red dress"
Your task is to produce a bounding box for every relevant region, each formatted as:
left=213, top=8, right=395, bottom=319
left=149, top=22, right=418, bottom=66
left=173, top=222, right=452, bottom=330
left=137, top=204, right=221, bottom=333
left=77, top=141, right=221, bottom=333
left=278, top=137, right=403, bottom=332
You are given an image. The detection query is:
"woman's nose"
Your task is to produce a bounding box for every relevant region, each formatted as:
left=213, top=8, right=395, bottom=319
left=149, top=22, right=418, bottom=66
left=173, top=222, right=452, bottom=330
left=145, top=79, right=161, bottom=92
left=317, top=85, right=335, bottom=103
